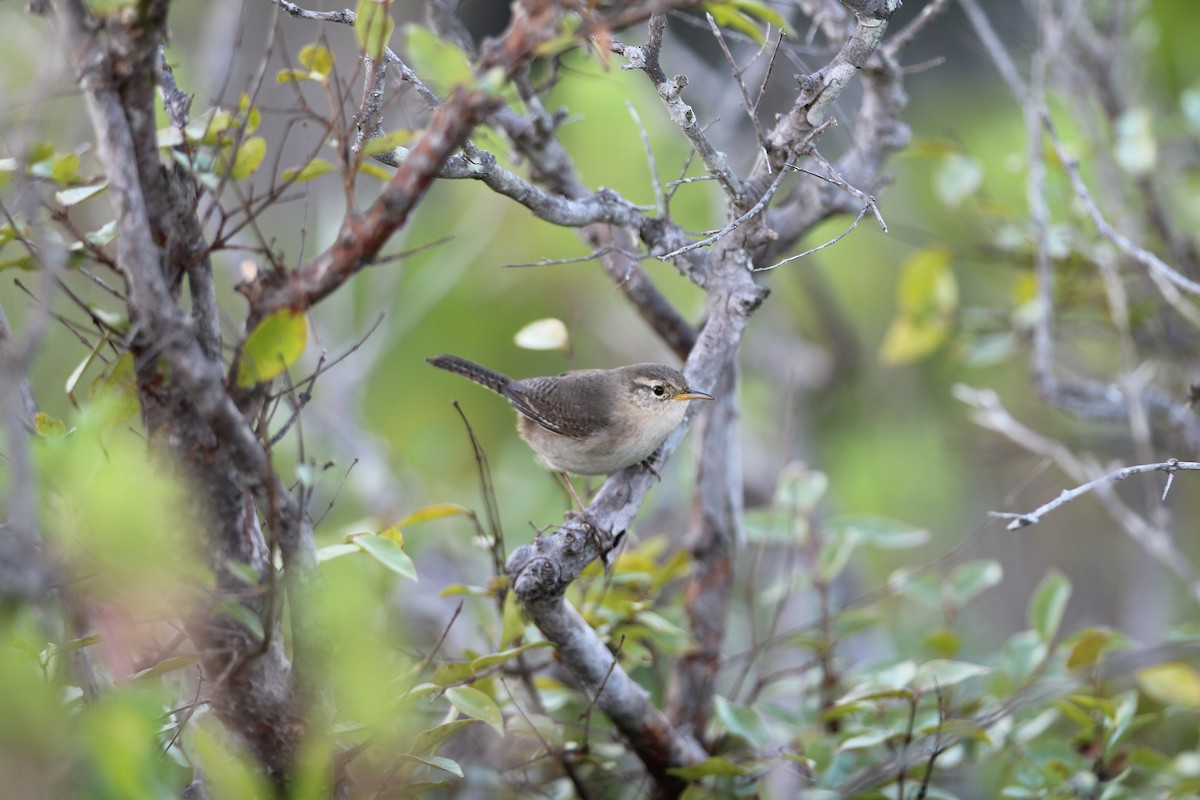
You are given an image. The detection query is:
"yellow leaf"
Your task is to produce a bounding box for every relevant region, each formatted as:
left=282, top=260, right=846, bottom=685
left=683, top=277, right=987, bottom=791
left=396, top=504, right=473, bottom=528
left=229, top=137, right=266, bottom=180
left=298, top=44, right=334, bottom=79
left=237, top=309, right=309, bottom=387
left=1136, top=662, right=1200, bottom=708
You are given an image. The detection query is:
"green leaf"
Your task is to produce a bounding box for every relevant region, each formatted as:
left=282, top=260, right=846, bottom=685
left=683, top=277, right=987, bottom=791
left=55, top=181, right=107, bottom=207
left=703, top=0, right=791, bottom=44
left=213, top=602, right=265, bottom=643
left=236, top=309, right=308, bottom=387
left=934, top=152, right=983, bottom=206
left=410, top=719, right=478, bottom=755
left=283, top=158, right=336, bottom=183
left=404, top=24, right=474, bottom=94
left=1064, top=626, right=1116, bottom=670
left=404, top=754, right=462, bottom=778
left=500, top=589, right=525, bottom=644
left=945, top=559, right=1003, bottom=606
left=355, top=0, right=396, bottom=60
left=468, top=642, right=551, bottom=672
left=228, top=136, right=266, bottom=180
left=445, top=686, right=502, bottom=732
left=816, top=525, right=860, bottom=583
left=712, top=696, right=771, bottom=749
left=667, top=756, right=753, bottom=779
left=353, top=533, right=417, bottom=581
left=1136, top=662, right=1200, bottom=708
left=824, top=514, right=930, bottom=550
left=237, top=93, right=261, bottom=134
left=360, top=161, right=392, bottom=181
left=88, top=351, right=140, bottom=425
left=362, top=129, right=419, bottom=158
left=774, top=461, right=827, bottom=515
left=913, top=658, right=990, bottom=691
left=131, top=655, right=199, bottom=681
left=276, top=68, right=310, bottom=84
left=317, top=542, right=361, bottom=562
left=880, top=247, right=958, bottom=365
left=298, top=44, right=335, bottom=80
left=396, top=503, right=473, bottom=528
left=1028, top=569, right=1071, bottom=642
left=1114, top=107, right=1156, bottom=175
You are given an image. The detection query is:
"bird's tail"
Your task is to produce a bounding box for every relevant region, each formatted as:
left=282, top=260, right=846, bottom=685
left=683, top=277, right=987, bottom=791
left=426, top=354, right=511, bottom=396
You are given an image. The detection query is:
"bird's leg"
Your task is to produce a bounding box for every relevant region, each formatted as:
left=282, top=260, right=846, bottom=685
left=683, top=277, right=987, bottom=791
left=638, top=449, right=664, bottom=481
left=558, top=471, right=587, bottom=511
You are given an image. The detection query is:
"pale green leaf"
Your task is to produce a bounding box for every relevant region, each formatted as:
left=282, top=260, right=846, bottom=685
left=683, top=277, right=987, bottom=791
left=354, top=533, right=417, bottom=581
left=934, top=152, right=983, bottom=206
left=411, top=719, right=478, bottom=755
left=945, top=559, right=1003, bottom=606
left=55, top=182, right=107, bottom=207
left=913, top=658, right=990, bottom=691
left=404, top=754, right=462, bottom=778
left=404, top=24, right=473, bottom=94
left=445, top=686, right=502, bottom=732
left=1114, top=107, right=1156, bottom=175
left=1028, top=569, right=1071, bottom=642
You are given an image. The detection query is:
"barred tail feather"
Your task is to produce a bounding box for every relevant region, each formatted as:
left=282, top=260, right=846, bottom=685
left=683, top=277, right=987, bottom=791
left=426, top=354, right=511, bottom=396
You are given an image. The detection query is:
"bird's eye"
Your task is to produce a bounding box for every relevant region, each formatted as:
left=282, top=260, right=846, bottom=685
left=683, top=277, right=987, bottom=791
left=652, top=384, right=665, bottom=397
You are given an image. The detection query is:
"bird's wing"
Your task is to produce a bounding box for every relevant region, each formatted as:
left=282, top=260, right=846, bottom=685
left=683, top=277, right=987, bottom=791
left=506, top=378, right=606, bottom=439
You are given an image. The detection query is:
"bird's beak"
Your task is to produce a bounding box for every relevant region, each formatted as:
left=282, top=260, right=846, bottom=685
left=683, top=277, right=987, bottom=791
left=675, top=390, right=715, bottom=401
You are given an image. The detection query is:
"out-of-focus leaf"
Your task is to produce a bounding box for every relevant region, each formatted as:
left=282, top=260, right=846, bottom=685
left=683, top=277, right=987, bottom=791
left=88, top=351, right=140, bottom=425
left=1136, top=662, right=1200, bottom=708
left=283, top=158, right=336, bottom=183
left=1114, top=106, right=1156, bottom=175
left=1028, top=569, right=1071, bottom=642
left=411, top=719, right=478, bottom=755
left=934, top=152, right=983, bottom=206
left=712, top=696, right=771, bottom=749
left=55, top=182, right=107, bottom=207
left=945, top=559, right=1003, bottom=606
left=317, top=543, right=361, bottom=562
left=299, top=43, right=334, bottom=79
left=816, top=526, right=860, bottom=583
left=405, top=25, right=473, bottom=94
left=355, top=0, right=395, bottom=60
left=236, top=308, right=308, bottom=387
left=913, top=659, right=990, bottom=691
left=363, top=129, right=419, bottom=157
left=1064, top=627, right=1116, bottom=670
left=227, top=136, right=266, bottom=180
left=667, top=756, right=753, bottom=779
left=353, top=533, right=417, bottom=581
left=404, top=754, right=462, bottom=778
left=824, top=515, right=930, bottom=550
left=514, top=317, right=570, bottom=351
left=445, top=686, right=502, bottom=732
left=396, top=503, right=473, bottom=528
left=34, top=412, right=68, bottom=439
left=880, top=247, right=957, bottom=365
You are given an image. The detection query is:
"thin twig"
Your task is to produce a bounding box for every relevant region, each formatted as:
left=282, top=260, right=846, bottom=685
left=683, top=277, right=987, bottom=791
left=990, top=458, right=1198, bottom=530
